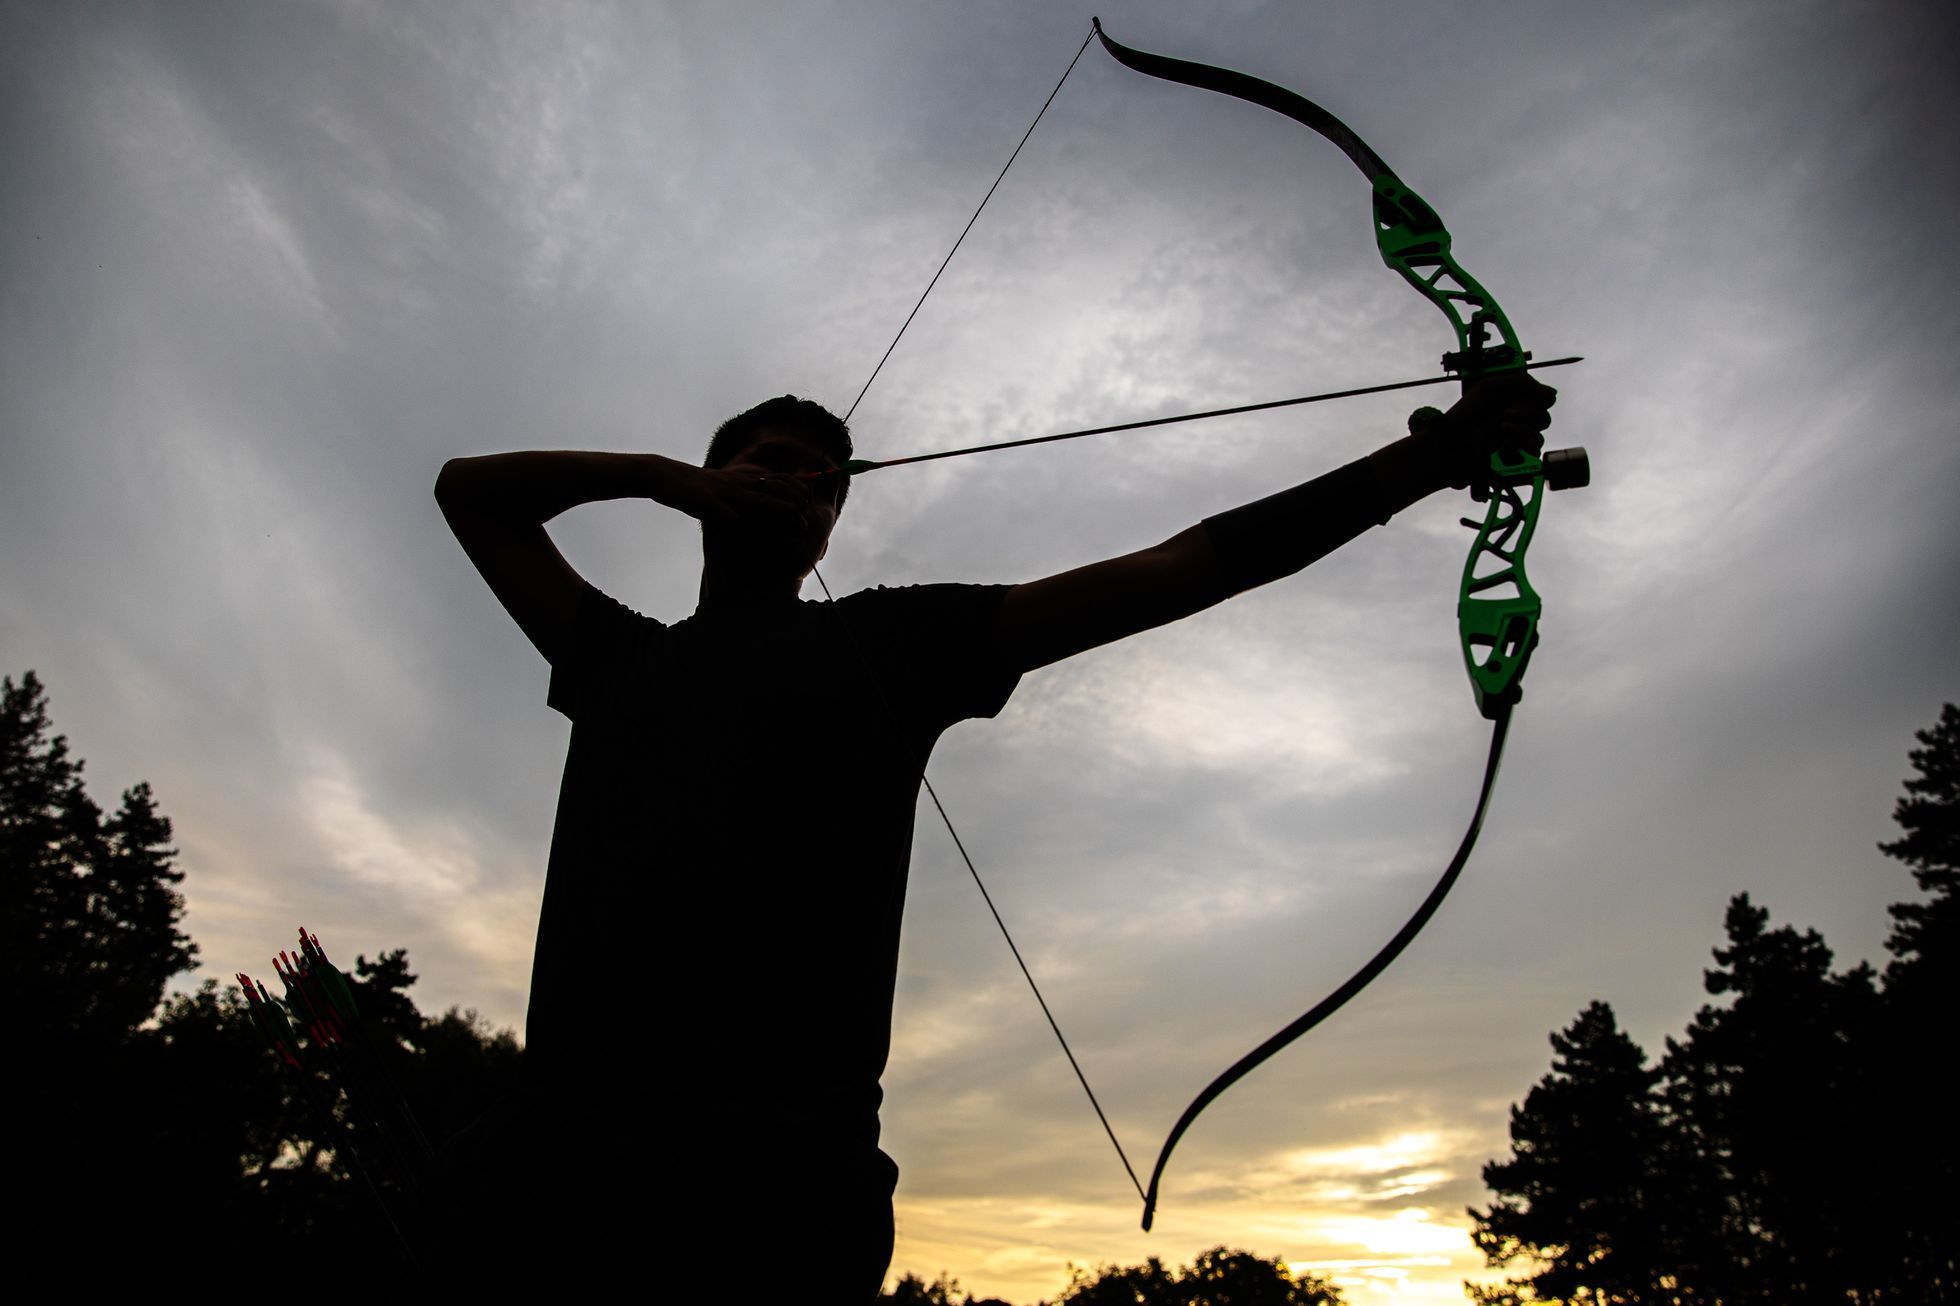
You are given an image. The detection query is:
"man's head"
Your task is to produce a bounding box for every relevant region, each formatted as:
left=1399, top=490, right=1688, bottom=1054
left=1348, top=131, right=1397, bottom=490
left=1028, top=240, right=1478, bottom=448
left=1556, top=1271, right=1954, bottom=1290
left=698, top=396, right=853, bottom=591
left=705, top=395, right=853, bottom=514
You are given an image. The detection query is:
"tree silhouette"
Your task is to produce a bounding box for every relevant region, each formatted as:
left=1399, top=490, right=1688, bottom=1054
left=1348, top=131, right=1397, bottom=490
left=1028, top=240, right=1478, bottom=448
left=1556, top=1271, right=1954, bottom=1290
left=4, top=670, right=521, bottom=1290
left=1873, top=702, right=1960, bottom=1296
left=1881, top=702, right=1960, bottom=978
left=879, top=1249, right=1343, bottom=1306
left=6, top=671, right=208, bottom=1284
left=3, top=671, right=196, bottom=1045
left=1655, top=897, right=1886, bottom=1302
left=881, top=1272, right=987, bottom=1304
left=1470, top=1003, right=1679, bottom=1304
left=1047, top=1246, right=1344, bottom=1305
left=1470, top=702, right=1960, bottom=1303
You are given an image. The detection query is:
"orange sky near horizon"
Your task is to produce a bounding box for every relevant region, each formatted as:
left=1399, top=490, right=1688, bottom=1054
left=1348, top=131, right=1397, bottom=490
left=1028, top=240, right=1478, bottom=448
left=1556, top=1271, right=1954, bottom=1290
left=883, top=1128, right=1512, bottom=1303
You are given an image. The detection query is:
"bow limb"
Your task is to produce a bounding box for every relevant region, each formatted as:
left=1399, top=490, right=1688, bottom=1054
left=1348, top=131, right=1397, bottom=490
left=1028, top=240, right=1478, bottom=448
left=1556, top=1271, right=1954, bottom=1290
left=1090, top=19, right=1526, bottom=379
left=1091, top=18, right=1583, bottom=1231
left=1091, top=19, right=1562, bottom=715
left=1139, top=711, right=1512, bottom=1230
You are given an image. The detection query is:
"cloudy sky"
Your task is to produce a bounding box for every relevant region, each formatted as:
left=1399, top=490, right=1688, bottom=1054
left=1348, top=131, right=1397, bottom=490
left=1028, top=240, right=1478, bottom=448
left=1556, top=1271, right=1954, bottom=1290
left=5, top=1, right=1956, bottom=1300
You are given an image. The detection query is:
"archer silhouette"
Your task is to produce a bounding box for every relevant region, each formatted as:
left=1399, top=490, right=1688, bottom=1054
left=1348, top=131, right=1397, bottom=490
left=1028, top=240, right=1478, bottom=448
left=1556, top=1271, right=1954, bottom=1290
left=427, top=381, right=1552, bottom=1296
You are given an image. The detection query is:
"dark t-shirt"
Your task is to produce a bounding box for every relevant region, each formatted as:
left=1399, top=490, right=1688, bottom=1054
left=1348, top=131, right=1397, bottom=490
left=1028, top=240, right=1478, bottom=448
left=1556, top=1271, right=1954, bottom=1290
left=521, top=580, right=1021, bottom=1147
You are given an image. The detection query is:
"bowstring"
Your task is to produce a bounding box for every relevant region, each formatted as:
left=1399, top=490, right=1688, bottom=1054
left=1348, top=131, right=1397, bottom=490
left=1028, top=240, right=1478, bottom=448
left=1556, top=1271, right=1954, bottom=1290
left=814, top=25, right=1147, bottom=1201
left=810, top=570, right=1144, bottom=1202
left=842, top=29, right=1097, bottom=424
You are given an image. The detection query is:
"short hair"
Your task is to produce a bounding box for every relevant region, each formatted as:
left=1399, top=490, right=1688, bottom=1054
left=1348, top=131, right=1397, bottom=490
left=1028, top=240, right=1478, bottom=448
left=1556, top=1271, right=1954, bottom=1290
left=704, top=395, right=854, bottom=512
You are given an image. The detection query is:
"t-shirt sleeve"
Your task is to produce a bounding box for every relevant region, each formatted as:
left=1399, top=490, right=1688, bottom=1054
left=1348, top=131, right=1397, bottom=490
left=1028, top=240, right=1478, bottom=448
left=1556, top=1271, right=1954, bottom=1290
left=546, top=582, right=668, bottom=721
left=836, top=583, right=1022, bottom=733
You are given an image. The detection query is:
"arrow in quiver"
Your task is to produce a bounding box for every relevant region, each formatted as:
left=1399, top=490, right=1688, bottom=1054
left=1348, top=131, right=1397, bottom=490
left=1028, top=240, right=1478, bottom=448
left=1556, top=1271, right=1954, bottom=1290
left=238, top=927, right=434, bottom=1269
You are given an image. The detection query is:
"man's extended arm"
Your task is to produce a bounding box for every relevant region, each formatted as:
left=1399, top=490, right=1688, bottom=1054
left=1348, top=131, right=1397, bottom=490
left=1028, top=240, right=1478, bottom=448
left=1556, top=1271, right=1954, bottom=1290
left=995, top=374, right=1555, bottom=673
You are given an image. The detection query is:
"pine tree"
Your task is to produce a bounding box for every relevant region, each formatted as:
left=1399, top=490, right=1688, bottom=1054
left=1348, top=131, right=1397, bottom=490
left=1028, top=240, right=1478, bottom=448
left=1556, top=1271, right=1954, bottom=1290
left=1469, top=1002, right=1683, bottom=1304
left=1, top=671, right=197, bottom=1044
left=4, top=670, right=203, bottom=1283
left=1874, top=702, right=1959, bottom=1298
left=1659, top=897, right=1883, bottom=1303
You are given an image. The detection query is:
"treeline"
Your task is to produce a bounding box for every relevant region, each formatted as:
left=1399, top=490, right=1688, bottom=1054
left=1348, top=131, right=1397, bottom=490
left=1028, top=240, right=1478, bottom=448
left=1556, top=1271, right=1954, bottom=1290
left=882, top=1248, right=1342, bottom=1305
left=1468, top=704, right=1959, bottom=1303
left=4, top=670, right=521, bottom=1289
left=8, top=667, right=1953, bottom=1301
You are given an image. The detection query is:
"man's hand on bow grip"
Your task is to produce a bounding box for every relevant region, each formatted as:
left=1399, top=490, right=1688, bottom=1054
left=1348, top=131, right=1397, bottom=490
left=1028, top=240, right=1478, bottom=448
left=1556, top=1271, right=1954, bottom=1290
left=1414, top=373, right=1558, bottom=490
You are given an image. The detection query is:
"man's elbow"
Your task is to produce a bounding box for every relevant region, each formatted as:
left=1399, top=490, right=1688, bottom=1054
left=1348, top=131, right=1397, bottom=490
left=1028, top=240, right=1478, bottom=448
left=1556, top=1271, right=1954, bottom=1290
left=433, top=456, right=479, bottom=506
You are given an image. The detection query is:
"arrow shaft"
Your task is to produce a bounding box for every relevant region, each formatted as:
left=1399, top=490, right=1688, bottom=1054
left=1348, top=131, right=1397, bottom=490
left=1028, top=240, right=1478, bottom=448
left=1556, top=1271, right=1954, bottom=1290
left=844, top=357, right=1579, bottom=475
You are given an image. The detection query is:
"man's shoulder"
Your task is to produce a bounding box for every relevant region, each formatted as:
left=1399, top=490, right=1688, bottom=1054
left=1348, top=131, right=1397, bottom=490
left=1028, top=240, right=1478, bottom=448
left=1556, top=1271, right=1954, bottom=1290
left=832, top=581, right=1012, bottom=630
left=829, top=583, right=1021, bottom=720
left=837, top=579, right=1012, bottom=607
left=580, top=582, right=664, bottom=626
